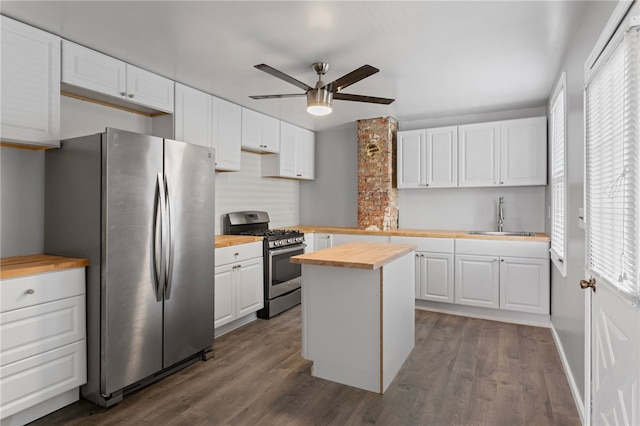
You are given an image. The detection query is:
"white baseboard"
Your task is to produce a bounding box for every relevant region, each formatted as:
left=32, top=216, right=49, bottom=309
left=550, top=321, right=586, bottom=424
left=415, top=300, right=550, bottom=327
left=214, top=313, right=258, bottom=338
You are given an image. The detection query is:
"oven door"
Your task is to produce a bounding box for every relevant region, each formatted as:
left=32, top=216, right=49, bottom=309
left=268, top=244, right=305, bottom=299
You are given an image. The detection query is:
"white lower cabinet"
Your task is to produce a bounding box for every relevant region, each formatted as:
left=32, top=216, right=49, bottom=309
left=499, top=256, right=550, bottom=315
left=214, top=242, right=264, bottom=329
left=418, top=252, right=454, bottom=303
left=0, top=268, right=87, bottom=425
left=454, top=239, right=550, bottom=314
left=454, top=254, right=500, bottom=309
left=391, top=237, right=454, bottom=303
left=313, top=234, right=333, bottom=251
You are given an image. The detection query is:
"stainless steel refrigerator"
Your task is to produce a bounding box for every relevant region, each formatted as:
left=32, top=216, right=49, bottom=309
left=45, top=128, right=215, bottom=407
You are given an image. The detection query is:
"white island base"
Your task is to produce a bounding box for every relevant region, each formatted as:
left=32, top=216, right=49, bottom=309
left=294, top=242, right=416, bottom=394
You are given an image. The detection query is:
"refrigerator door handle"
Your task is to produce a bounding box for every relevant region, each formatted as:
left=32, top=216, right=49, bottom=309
left=156, top=172, right=168, bottom=302
left=164, top=173, right=174, bottom=300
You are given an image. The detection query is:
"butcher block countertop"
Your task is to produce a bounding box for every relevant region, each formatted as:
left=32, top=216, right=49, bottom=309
left=0, top=254, right=89, bottom=279
left=291, top=225, right=551, bottom=242
left=215, top=235, right=264, bottom=249
left=291, top=242, right=417, bottom=270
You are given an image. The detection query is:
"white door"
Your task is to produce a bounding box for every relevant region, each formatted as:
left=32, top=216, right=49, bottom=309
left=296, top=128, right=315, bottom=179
left=174, top=83, right=211, bottom=148
left=499, top=256, right=549, bottom=315
left=212, top=95, right=241, bottom=171
left=420, top=252, right=454, bottom=303
left=235, top=258, right=264, bottom=317
left=279, top=121, right=297, bottom=178
left=214, top=264, right=234, bottom=328
left=583, top=8, right=640, bottom=425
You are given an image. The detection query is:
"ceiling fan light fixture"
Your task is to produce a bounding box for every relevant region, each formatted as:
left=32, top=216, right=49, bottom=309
left=306, top=88, right=333, bottom=116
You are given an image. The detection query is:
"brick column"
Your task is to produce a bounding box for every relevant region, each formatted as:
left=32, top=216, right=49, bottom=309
left=356, top=116, right=398, bottom=231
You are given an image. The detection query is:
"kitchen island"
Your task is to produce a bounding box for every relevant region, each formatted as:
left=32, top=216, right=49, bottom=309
left=291, top=242, right=416, bottom=394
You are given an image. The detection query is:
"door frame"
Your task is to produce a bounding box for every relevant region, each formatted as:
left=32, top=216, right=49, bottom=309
left=583, top=2, right=635, bottom=425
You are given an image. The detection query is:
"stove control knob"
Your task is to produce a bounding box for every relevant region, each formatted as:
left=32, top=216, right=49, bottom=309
left=287, top=238, right=293, bottom=243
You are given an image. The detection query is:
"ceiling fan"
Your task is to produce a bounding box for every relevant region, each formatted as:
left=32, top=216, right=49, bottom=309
left=249, top=62, right=394, bottom=116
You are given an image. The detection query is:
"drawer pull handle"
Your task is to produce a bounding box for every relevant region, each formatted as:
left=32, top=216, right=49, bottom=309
left=25, top=289, right=35, bottom=295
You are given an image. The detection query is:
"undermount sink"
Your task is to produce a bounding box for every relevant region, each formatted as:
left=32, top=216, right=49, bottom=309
left=468, top=231, right=536, bottom=237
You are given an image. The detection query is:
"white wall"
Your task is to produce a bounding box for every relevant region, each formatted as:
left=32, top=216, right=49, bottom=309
left=398, top=186, right=545, bottom=231
left=299, top=123, right=358, bottom=227
left=0, top=148, right=45, bottom=257
left=215, top=151, right=299, bottom=234
left=546, top=0, right=618, bottom=406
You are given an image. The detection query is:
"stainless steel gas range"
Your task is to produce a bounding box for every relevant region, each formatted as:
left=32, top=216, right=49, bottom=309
left=223, top=211, right=304, bottom=318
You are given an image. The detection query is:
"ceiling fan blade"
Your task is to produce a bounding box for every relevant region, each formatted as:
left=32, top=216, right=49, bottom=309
left=249, top=94, right=306, bottom=99
left=333, top=93, right=395, bottom=105
left=254, top=64, right=312, bottom=91
left=326, top=65, right=379, bottom=92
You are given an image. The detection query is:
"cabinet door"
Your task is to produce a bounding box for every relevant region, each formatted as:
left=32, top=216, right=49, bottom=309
left=278, top=121, right=297, bottom=177
left=1, top=17, right=60, bottom=146
left=454, top=254, right=499, bottom=308
left=419, top=252, right=454, bottom=303
left=214, top=264, right=235, bottom=328
left=314, top=234, right=333, bottom=251
left=296, top=128, right=315, bottom=179
left=458, top=122, right=500, bottom=187
left=261, top=114, right=280, bottom=153
left=241, top=108, right=262, bottom=151
left=499, top=256, right=550, bottom=314
left=212, top=95, right=241, bottom=171
left=61, top=40, right=125, bottom=100
left=236, top=257, right=264, bottom=317
left=174, top=83, right=212, bottom=148
left=500, top=117, right=547, bottom=186
left=426, top=126, right=458, bottom=188
left=397, top=130, right=425, bottom=188
left=125, top=64, right=174, bottom=113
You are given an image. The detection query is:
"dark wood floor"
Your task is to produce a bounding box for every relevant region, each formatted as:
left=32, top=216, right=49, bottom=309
left=31, top=307, right=580, bottom=425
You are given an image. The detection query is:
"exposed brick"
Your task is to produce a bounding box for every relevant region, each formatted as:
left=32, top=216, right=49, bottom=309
left=356, top=116, right=398, bottom=231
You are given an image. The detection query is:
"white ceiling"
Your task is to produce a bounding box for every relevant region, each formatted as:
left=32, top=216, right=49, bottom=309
left=0, top=1, right=592, bottom=132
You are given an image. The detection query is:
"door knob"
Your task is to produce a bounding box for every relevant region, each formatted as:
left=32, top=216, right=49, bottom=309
left=579, top=278, right=596, bottom=292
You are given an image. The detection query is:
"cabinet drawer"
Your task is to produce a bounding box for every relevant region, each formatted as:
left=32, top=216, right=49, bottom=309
left=455, top=239, right=549, bottom=258
left=1, top=296, right=86, bottom=366
left=215, top=242, right=263, bottom=266
left=0, top=268, right=85, bottom=313
left=0, top=340, right=86, bottom=419
left=390, top=236, right=454, bottom=253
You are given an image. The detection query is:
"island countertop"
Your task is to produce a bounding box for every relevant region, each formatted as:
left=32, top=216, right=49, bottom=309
left=291, top=242, right=417, bottom=270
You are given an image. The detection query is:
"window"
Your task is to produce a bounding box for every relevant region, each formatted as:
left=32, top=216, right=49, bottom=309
left=585, top=24, right=640, bottom=301
left=549, top=72, right=567, bottom=277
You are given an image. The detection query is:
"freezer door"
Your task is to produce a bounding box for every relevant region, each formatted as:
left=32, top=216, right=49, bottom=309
left=102, top=129, right=164, bottom=395
left=163, top=139, right=215, bottom=367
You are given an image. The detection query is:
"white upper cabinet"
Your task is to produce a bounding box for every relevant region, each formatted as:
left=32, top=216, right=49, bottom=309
left=1, top=16, right=60, bottom=147
left=62, top=41, right=174, bottom=113
left=426, top=126, right=458, bottom=187
left=398, top=127, right=457, bottom=188
left=458, top=117, right=547, bottom=187
left=211, top=95, right=242, bottom=171
left=458, top=121, right=501, bottom=187
left=262, top=121, right=315, bottom=180
left=241, top=108, right=280, bottom=153
left=174, top=83, right=211, bottom=148
left=125, top=64, right=174, bottom=113
left=500, top=117, right=547, bottom=186
left=174, top=84, right=241, bottom=171
left=397, top=130, right=424, bottom=188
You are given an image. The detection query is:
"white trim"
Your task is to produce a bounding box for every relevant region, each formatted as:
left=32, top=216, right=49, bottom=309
left=415, top=300, right=550, bottom=328
left=548, top=71, right=568, bottom=277
left=214, top=313, right=258, bottom=338
left=584, top=286, right=592, bottom=426
left=584, top=1, right=634, bottom=81
left=550, top=321, right=586, bottom=425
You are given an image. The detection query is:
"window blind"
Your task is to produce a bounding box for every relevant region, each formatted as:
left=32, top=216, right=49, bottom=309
left=550, top=79, right=566, bottom=274
left=585, top=25, right=640, bottom=301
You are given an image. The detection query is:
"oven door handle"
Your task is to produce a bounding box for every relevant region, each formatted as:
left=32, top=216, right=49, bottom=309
left=269, top=243, right=307, bottom=257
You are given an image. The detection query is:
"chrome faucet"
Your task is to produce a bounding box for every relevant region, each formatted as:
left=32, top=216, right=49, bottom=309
left=497, top=196, right=504, bottom=232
